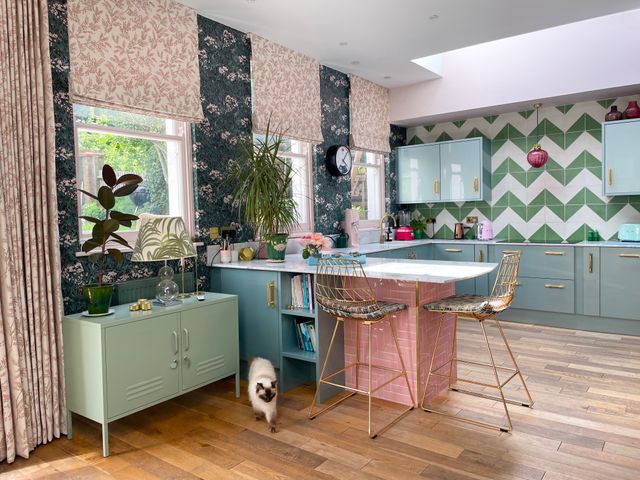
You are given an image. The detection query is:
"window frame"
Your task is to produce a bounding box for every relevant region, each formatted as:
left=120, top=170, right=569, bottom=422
left=351, top=150, right=385, bottom=229
left=73, top=107, right=195, bottom=247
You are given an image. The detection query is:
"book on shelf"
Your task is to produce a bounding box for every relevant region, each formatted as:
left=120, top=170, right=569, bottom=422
left=293, top=318, right=315, bottom=352
left=289, top=274, right=314, bottom=311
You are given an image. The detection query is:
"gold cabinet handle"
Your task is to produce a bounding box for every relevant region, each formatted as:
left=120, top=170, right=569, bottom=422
left=267, top=281, right=276, bottom=308
left=544, top=284, right=566, bottom=289
left=618, top=253, right=640, bottom=259
left=434, top=179, right=439, bottom=194
left=473, top=176, right=479, bottom=192
left=608, top=168, right=613, bottom=186
left=502, top=250, right=520, bottom=254
left=445, top=248, right=462, bottom=252
left=544, top=251, right=565, bottom=256
left=588, top=253, right=593, bottom=273
left=478, top=250, right=484, bottom=262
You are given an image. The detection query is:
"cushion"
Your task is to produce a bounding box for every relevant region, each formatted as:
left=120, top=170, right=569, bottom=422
left=318, top=297, right=406, bottom=320
left=424, top=294, right=497, bottom=315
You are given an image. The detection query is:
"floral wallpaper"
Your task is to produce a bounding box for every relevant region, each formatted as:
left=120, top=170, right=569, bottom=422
left=388, top=125, right=407, bottom=213
left=313, top=66, right=351, bottom=234
left=48, top=1, right=251, bottom=313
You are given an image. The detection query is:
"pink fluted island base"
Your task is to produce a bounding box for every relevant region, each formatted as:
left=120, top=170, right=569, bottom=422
left=343, top=279, right=456, bottom=407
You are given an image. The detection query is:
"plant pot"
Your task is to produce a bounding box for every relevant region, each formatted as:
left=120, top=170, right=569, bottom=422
left=82, top=284, right=114, bottom=314
left=414, top=230, right=425, bottom=240
left=263, top=233, right=289, bottom=263
left=623, top=100, right=640, bottom=119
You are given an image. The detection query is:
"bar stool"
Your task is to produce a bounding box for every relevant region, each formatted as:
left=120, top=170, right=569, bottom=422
left=421, top=252, right=533, bottom=432
left=308, top=257, right=415, bottom=438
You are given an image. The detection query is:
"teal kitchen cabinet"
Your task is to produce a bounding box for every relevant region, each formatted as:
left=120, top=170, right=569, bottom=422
left=440, top=138, right=489, bottom=202
left=397, top=137, right=490, bottom=204
left=213, top=269, right=280, bottom=368
left=602, top=118, right=640, bottom=195
left=433, top=243, right=476, bottom=294
left=397, top=144, right=440, bottom=203
left=600, top=248, right=640, bottom=321
left=581, top=248, right=600, bottom=317
left=64, top=295, right=239, bottom=457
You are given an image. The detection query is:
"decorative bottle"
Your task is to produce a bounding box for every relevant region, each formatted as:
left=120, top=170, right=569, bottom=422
left=605, top=105, right=623, bottom=121
left=623, top=101, right=640, bottom=119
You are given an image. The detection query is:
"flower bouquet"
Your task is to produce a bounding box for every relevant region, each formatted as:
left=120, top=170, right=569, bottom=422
left=299, top=233, right=332, bottom=262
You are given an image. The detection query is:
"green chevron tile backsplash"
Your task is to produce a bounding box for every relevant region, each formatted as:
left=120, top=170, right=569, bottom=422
left=405, top=96, right=640, bottom=242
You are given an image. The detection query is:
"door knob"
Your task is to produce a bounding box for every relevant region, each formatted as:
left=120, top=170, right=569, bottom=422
left=169, top=359, right=178, bottom=369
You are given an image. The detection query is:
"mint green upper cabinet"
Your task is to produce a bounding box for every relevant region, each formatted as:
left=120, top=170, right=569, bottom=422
left=397, top=144, right=440, bottom=203
left=440, top=138, right=483, bottom=201
left=602, top=118, right=640, bottom=195
left=397, top=137, right=490, bottom=204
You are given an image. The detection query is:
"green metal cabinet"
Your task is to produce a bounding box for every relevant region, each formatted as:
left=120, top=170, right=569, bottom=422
left=63, top=294, right=239, bottom=457
left=397, top=144, right=440, bottom=203
left=602, top=118, right=640, bottom=195
left=440, top=139, right=483, bottom=201
left=433, top=243, right=476, bottom=294
left=213, top=269, right=281, bottom=368
left=581, top=248, right=600, bottom=317
left=601, top=248, right=640, bottom=320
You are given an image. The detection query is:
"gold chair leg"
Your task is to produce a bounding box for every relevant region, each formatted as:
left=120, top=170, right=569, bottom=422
left=448, top=314, right=458, bottom=389
left=420, top=313, right=444, bottom=409
left=480, top=320, right=513, bottom=432
left=367, top=323, right=373, bottom=437
left=494, top=319, right=534, bottom=408
left=309, top=317, right=355, bottom=420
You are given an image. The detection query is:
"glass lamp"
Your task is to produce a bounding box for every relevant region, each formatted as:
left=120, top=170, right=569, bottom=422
left=131, top=215, right=197, bottom=305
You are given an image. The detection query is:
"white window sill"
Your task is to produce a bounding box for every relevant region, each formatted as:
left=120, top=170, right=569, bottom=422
left=75, top=241, right=204, bottom=258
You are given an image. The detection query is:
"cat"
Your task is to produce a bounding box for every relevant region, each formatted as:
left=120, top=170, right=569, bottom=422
left=248, top=357, right=278, bottom=433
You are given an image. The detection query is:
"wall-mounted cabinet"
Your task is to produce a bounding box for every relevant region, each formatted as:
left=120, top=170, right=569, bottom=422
left=397, top=137, right=490, bottom=204
left=602, top=118, right=640, bottom=195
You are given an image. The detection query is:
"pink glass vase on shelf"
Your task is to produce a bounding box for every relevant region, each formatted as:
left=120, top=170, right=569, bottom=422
left=623, top=100, right=640, bottom=119
left=527, top=144, right=548, bottom=169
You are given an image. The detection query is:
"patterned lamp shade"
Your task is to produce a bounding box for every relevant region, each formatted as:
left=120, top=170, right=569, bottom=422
left=131, top=215, right=196, bottom=262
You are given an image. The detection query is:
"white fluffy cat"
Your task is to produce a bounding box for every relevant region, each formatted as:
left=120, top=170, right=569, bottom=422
left=248, top=357, right=278, bottom=433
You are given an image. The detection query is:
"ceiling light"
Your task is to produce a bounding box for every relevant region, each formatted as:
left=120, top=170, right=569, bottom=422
left=527, top=103, right=548, bottom=169
left=429, top=14, right=439, bottom=20
left=351, top=60, right=360, bottom=65
left=339, top=42, right=348, bottom=46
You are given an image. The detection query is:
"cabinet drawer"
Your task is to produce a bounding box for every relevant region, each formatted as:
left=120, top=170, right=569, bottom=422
left=601, top=248, right=640, bottom=320
left=492, top=245, right=574, bottom=279
left=105, top=314, right=180, bottom=419
left=511, top=278, right=575, bottom=314
left=434, top=244, right=475, bottom=262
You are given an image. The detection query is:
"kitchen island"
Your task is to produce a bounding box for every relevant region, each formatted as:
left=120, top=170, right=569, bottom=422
left=210, top=256, right=497, bottom=407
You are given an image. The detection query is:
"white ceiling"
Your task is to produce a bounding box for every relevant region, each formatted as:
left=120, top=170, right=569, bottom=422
left=179, top=0, right=640, bottom=88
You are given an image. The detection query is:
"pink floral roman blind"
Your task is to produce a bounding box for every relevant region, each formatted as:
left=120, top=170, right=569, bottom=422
left=349, top=75, right=391, bottom=154
left=67, top=0, right=203, bottom=122
left=249, top=34, right=323, bottom=144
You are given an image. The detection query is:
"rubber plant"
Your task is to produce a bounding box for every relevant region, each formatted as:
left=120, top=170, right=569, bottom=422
left=228, top=119, right=298, bottom=262
left=79, top=164, right=143, bottom=313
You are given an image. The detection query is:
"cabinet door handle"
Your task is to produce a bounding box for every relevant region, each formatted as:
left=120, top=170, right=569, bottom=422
left=502, top=250, right=520, bottom=254
left=170, top=359, right=178, bottom=369
left=608, top=168, right=613, bottom=186
left=544, top=284, right=566, bottom=289
left=445, top=248, right=462, bottom=253
left=434, top=179, right=439, bottom=194
left=267, top=281, right=276, bottom=308
left=183, top=328, right=190, bottom=351
left=473, top=176, right=479, bottom=192
left=588, top=253, right=593, bottom=273
left=171, top=331, right=178, bottom=354
left=544, top=251, right=565, bottom=256
left=478, top=250, right=484, bottom=262
left=618, top=253, right=640, bottom=259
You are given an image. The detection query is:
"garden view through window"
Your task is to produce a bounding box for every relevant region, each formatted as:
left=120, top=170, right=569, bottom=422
left=74, top=105, right=193, bottom=242
left=351, top=150, right=384, bottom=226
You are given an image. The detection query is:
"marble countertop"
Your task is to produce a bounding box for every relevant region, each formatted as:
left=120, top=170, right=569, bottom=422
left=212, top=256, right=498, bottom=284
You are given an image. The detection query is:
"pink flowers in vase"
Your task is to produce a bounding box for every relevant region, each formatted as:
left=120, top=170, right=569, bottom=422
left=299, top=233, right=332, bottom=259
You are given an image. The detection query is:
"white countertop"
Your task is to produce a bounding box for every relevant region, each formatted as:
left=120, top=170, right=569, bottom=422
left=213, top=256, right=497, bottom=284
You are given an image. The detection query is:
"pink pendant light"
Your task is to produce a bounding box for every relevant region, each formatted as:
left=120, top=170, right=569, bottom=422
left=527, top=103, right=548, bottom=169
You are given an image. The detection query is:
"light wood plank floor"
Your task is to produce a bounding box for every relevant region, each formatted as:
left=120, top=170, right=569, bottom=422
left=2, top=321, right=640, bottom=479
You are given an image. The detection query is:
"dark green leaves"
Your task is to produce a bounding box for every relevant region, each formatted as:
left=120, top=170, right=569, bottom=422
left=113, top=182, right=140, bottom=197
left=107, top=248, right=124, bottom=264
left=97, top=186, right=115, bottom=210
left=102, top=164, right=117, bottom=187
left=116, top=173, right=142, bottom=185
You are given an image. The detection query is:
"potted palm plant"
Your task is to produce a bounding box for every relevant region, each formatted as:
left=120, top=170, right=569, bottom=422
left=228, top=121, right=298, bottom=262
left=79, top=164, right=143, bottom=314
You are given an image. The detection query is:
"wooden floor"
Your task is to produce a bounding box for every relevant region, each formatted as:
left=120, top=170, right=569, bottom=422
left=3, top=320, right=640, bottom=480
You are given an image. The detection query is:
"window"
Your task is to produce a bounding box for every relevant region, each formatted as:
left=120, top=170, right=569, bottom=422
left=73, top=105, right=193, bottom=243
left=351, top=150, right=385, bottom=228
left=254, top=135, right=314, bottom=234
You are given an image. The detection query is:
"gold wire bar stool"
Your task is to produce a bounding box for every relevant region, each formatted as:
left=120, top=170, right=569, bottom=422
left=308, top=257, right=415, bottom=438
left=421, top=252, right=534, bottom=432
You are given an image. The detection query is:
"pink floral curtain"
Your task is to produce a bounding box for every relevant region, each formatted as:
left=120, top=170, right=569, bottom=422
left=67, top=0, right=204, bottom=122
left=0, top=0, right=67, bottom=463
left=249, top=34, right=323, bottom=144
left=349, top=75, right=391, bottom=154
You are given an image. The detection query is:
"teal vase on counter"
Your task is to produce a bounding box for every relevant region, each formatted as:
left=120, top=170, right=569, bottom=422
left=264, top=233, right=289, bottom=262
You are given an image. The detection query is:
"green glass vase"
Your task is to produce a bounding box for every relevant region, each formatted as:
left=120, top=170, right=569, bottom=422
left=82, top=284, right=114, bottom=314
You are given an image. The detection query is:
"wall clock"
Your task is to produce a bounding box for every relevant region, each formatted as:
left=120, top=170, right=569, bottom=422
left=325, top=145, right=353, bottom=177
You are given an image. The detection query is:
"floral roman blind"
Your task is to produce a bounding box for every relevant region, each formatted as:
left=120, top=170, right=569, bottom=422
left=67, top=0, right=203, bottom=122
left=249, top=34, right=323, bottom=144
left=349, top=75, right=391, bottom=154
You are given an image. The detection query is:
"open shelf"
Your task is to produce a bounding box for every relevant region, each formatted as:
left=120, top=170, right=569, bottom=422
left=282, top=349, right=317, bottom=363
left=281, top=308, right=315, bottom=318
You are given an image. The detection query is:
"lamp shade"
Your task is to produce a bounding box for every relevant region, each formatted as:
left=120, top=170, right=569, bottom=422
left=131, top=215, right=196, bottom=262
